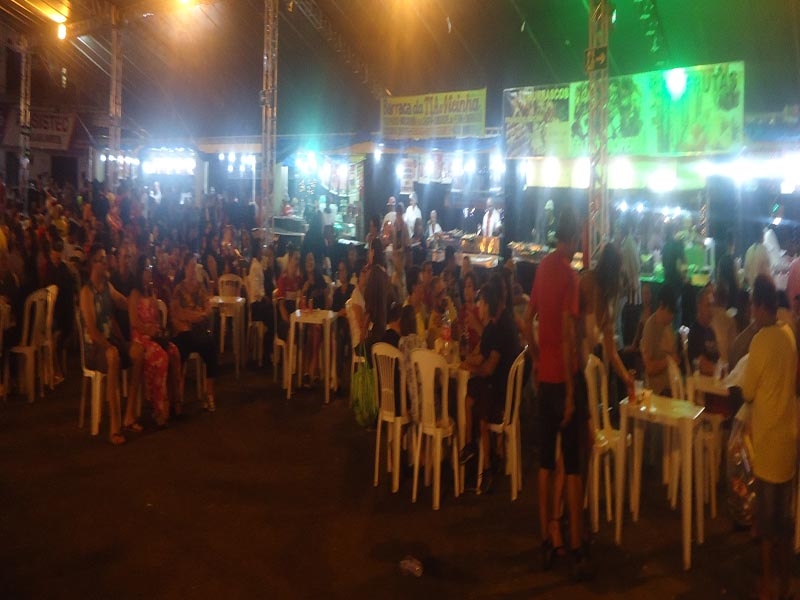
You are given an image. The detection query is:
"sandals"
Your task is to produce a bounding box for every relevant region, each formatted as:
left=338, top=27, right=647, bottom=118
left=123, top=421, right=143, bottom=434
left=109, top=432, right=126, bottom=446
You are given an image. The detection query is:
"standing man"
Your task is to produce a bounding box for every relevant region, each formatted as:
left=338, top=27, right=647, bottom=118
left=741, top=275, right=797, bottom=600
left=404, top=192, right=422, bottom=238
left=523, top=206, right=590, bottom=579
left=481, top=196, right=502, bottom=237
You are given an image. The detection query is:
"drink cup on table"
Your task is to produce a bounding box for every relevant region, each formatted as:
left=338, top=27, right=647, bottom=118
left=634, top=379, right=644, bottom=405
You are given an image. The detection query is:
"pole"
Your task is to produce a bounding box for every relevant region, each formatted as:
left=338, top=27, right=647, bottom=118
left=261, top=0, right=278, bottom=244
left=109, top=6, right=123, bottom=189
left=587, top=0, right=610, bottom=266
left=18, top=37, right=31, bottom=208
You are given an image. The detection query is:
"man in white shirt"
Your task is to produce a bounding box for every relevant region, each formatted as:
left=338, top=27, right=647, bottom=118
left=426, top=210, right=442, bottom=241
left=404, top=192, right=422, bottom=237
left=482, top=196, right=502, bottom=237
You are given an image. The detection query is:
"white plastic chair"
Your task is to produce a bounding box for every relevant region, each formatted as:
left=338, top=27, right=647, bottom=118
left=345, top=298, right=366, bottom=385
left=218, top=274, right=243, bottom=353
left=372, top=342, right=411, bottom=493
left=410, top=348, right=460, bottom=510
left=42, top=285, right=59, bottom=391
left=76, top=312, right=106, bottom=435
left=476, top=348, right=527, bottom=500
left=272, top=290, right=290, bottom=387
left=6, top=288, right=48, bottom=402
left=685, top=371, right=723, bottom=519
left=243, top=278, right=266, bottom=368
left=585, top=354, right=632, bottom=532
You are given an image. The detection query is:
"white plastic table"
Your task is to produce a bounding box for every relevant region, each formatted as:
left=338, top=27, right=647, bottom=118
left=286, top=309, right=336, bottom=404
left=210, top=296, right=246, bottom=380
left=616, top=395, right=705, bottom=570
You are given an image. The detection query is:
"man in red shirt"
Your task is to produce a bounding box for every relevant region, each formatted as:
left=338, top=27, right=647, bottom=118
left=523, top=206, right=590, bottom=579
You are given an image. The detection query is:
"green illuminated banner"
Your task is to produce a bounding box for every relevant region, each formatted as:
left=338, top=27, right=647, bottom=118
left=503, top=61, right=744, bottom=158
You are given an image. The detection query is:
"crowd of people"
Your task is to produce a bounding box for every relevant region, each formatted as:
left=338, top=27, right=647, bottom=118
left=2, top=171, right=798, bottom=595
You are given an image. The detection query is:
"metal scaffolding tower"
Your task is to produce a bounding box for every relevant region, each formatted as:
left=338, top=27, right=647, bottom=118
left=586, top=0, right=611, bottom=266
left=18, top=36, right=31, bottom=203
left=261, top=0, right=278, bottom=240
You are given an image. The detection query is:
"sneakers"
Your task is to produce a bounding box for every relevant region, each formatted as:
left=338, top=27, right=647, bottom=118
left=458, top=441, right=477, bottom=465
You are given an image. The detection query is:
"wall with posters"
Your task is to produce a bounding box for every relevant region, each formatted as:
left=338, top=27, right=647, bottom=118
left=381, top=88, right=486, bottom=139
left=504, top=61, right=744, bottom=159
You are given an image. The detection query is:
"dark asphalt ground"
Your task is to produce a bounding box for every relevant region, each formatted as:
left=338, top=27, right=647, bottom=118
left=0, top=351, right=795, bottom=599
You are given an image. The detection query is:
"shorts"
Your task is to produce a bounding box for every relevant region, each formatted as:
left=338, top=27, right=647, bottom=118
left=468, top=376, right=504, bottom=424
left=538, top=373, right=588, bottom=475
left=755, top=477, right=793, bottom=540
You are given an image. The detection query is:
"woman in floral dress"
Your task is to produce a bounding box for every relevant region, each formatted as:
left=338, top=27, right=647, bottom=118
left=129, top=255, right=182, bottom=426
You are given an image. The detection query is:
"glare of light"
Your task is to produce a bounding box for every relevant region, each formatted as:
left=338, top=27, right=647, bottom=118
left=661, top=206, right=672, bottom=217
left=306, top=151, right=317, bottom=172
left=395, top=163, right=404, bottom=179
left=610, top=157, right=635, bottom=189
left=295, top=155, right=307, bottom=174
left=490, top=153, right=506, bottom=177
left=99, top=154, right=107, bottom=162
left=572, top=157, right=590, bottom=189
left=542, top=157, right=560, bottom=188
left=636, top=202, right=644, bottom=214
left=142, top=161, right=155, bottom=175
left=647, top=166, right=676, bottom=194
left=425, top=158, right=435, bottom=178
left=319, top=162, right=331, bottom=182
left=452, top=155, right=464, bottom=177
left=124, top=157, right=133, bottom=165
left=773, top=217, right=783, bottom=226
left=239, top=164, right=246, bottom=174
left=57, top=23, right=66, bottom=40
left=618, top=200, right=629, bottom=213
left=132, top=158, right=141, bottom=166
left=464, top=158, right=477, bottom=175
left=524, top=160, right=536, bottom=187
left=374, top=147, right=382, bottom=163
left=337, top=163, right=349, bottom=181
left=227, top=164, right=234, bottom=173
left=781, top=180, right=796, bottom=195
left=665, top=68, right=687, bottom=101
left=672, top=206, right=682, bottom=218
left=218, top=153, right=225, bottom=161
left=227, top=152, right=235, bottom=163
left=108, top=155, right=116, bottom=162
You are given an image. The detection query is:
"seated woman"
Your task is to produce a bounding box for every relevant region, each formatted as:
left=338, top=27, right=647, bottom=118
left=459, top=282, right=521, bottom=491
left=276, top=249, right=301, bottom=341
left=170, top=253, right=218, bottom=411
left=129, top=256, right=182, bottom=427
left=398, top=304, right=427, bottom=422
left=300, top=251, right=328, bottom=387
left=458, top=271, right=483, bottom=356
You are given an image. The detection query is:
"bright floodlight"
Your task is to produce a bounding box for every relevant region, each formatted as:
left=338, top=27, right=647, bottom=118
left=425, top=158, right=435, bottom=178
left=572, top=157, right=590, bottom=189
left=464, top=158, right=477, bottom=175
left=227, top=152, right=235, bottom=163
left=542, top=157, right=560, bottom=188
left=648, top=166, right=677, bottom=193
left=57, top=23, right=66, bottom=40
left=665, top=68, right=687, bottom=100
left=337, top=163, right=349, bottom=181
left=218, top=153, right=225, bottom=161
left=618, top=200, right=629, bottom=212
left=373, top=147, right=382, bottom=163
left=395, top=163, right=404, bottom=179
left=781, top=180, right=796, bottom=195
left=451, top=156, right=464, bottom=177
left=611, top=157, right=635, bottom=189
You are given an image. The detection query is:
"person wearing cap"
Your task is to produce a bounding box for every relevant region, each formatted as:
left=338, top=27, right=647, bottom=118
left=404, top=192, right=422, bottom=238
left=383, top=196, right=397, bottom=226
left=543, top=199, right=557, bottom=245
left=481, top=196, right=502, bottom=237
left=43, top=236, right=75, bottom=384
